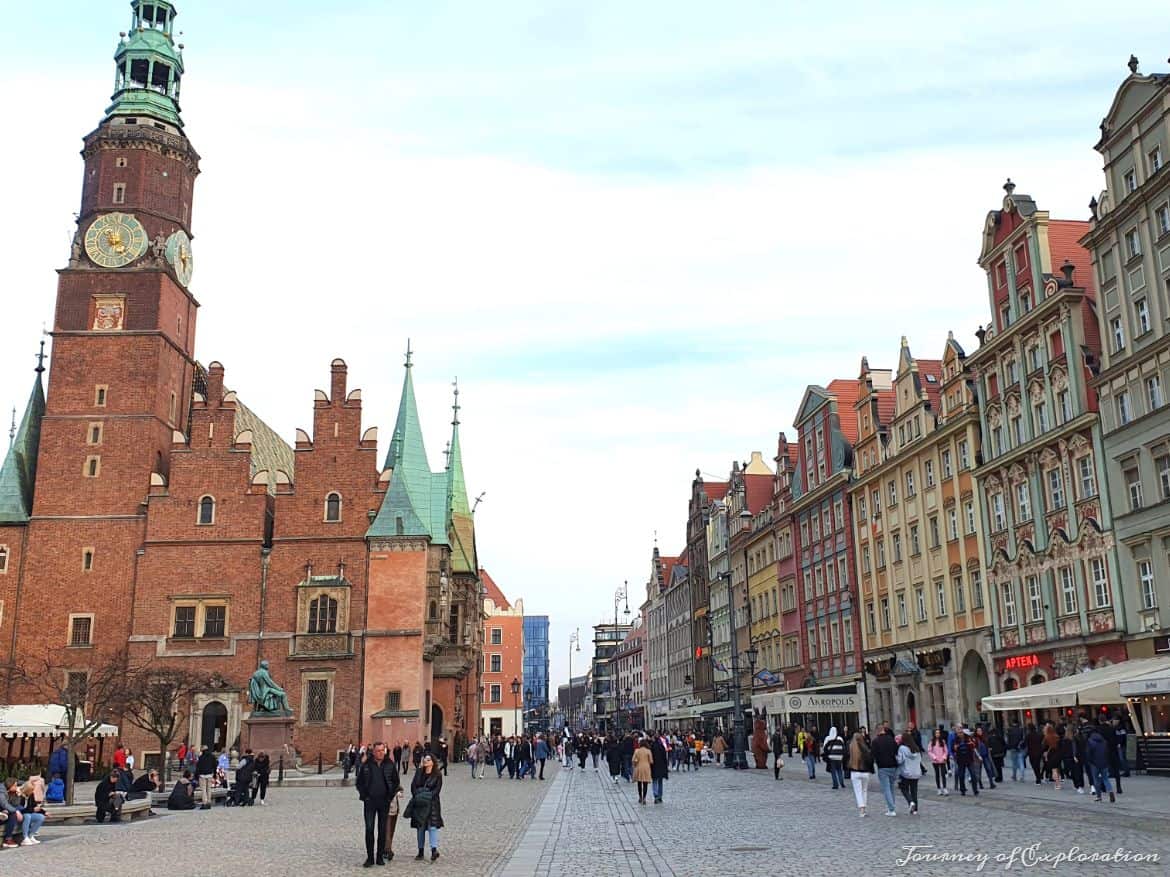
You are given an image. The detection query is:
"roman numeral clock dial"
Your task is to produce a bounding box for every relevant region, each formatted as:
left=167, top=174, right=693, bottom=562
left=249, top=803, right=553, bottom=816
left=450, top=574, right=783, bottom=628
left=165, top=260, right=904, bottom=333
left=84, top=211, right=148, bottom=268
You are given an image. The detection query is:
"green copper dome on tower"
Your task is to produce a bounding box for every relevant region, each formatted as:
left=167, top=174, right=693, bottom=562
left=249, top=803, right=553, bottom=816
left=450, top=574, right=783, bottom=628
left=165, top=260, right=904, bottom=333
left=104, top=1, right=186, bottom=129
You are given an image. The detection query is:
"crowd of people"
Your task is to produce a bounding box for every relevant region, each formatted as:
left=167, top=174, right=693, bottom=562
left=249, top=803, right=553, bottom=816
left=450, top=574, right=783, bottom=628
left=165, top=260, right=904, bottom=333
left=764, top=713, right=1132, bottom=816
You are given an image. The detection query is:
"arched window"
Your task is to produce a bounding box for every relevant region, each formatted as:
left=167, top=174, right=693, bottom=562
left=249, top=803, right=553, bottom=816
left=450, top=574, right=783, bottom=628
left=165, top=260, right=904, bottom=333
left=308, top=595, right=338, bottom=634
left=325, top=492, right=341, bottom=522
left=198, top=495, right=215, bottom=525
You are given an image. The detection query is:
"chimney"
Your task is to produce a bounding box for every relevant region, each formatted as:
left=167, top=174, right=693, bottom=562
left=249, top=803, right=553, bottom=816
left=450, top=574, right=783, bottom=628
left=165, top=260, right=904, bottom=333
left=330, top=358, right=347, bottom=404
left=205, top=361, right=225, bottom=407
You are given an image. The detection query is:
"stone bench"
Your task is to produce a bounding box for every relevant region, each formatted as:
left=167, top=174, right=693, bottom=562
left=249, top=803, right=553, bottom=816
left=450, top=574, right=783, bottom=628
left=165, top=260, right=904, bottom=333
left=42, top=796, right=153, bottom=825
left=149, top=786, right=229, bottom=807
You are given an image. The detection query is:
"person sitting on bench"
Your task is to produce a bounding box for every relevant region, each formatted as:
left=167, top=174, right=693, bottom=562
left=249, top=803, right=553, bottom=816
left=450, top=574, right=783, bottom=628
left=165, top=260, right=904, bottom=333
left=128, top=770, right=162, bottom=800
left=95, top=771, right=124, bottom=823
left=167, top=771, right=197, bottom=811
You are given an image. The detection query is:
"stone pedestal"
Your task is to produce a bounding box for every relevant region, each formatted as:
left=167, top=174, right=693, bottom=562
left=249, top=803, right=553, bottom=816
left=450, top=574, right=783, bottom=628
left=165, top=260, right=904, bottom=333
left=242, top=714, right=295, bottom=758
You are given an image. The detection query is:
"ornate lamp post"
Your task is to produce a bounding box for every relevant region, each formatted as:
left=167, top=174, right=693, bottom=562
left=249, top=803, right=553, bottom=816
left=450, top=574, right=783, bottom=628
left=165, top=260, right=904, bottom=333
left=510, top=677, right=521, bottom=737
left=609, top=581, right=630, bottom=734
left=568, top=628, right=580, bottom=731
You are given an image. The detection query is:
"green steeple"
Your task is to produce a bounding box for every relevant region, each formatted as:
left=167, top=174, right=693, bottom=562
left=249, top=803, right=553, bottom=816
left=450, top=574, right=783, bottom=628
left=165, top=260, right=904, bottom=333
left=447, top=380, right=470, bottom=518
left=0, top=351, right=46, bottom=524
left=105, top=2, right=186, bottom=129
left=367, top=344, right=449, bottom=544
left=446, top=380, right=476, bottom=573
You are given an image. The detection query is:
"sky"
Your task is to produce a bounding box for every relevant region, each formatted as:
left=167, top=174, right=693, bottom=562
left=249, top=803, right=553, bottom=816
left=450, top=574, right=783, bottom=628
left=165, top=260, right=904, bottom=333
left=0, top=1, right=1165, bottom=701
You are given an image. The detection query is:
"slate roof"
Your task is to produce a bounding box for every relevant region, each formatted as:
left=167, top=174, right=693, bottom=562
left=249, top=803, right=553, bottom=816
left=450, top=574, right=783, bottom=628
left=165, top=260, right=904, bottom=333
left=0, top=372, right=45, bottom=523
left=234, top=397, right=294, bottom=492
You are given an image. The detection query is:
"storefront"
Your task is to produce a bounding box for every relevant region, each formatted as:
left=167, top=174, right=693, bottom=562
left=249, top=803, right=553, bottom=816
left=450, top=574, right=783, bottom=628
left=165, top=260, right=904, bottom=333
left=1120, top=655, right=1170, bottom=774
left=760, top=682, right=867, bottom=737
left=993, top=640, right=1129, bottom=726
left=983, top=655, right=1170, bottom=733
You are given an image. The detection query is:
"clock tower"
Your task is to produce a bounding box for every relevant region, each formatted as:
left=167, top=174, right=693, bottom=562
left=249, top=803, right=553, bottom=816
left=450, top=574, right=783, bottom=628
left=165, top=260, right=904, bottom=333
left=20, top=1, right=201, bottom=660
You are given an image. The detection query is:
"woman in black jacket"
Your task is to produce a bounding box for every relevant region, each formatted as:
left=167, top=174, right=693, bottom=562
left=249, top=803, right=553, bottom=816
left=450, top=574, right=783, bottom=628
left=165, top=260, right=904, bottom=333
left=605, top=735, right=623, bottom=783
left=409, top=754, right=444, bottom=862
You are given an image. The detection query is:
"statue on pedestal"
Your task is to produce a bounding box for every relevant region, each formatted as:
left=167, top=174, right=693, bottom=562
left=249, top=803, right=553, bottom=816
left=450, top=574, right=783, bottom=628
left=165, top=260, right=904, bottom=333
left=247, top=660, right=292, bottom=717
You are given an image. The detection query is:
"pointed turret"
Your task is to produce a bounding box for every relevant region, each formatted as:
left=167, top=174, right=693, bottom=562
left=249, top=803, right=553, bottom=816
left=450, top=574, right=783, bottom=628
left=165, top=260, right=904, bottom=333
left=0, top=352, right=47, bottom=523
left=368, top=344, right=448, bottom=544
left=446, top=380, right=476, bottom=572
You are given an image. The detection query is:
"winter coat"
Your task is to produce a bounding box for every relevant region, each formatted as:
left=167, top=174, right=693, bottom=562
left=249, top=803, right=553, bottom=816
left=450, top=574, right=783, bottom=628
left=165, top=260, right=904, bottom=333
left=927, top=741, right=949, bottom=764
left=606, top=741, right=623, bottom=774
left=167, top=778, right=196, bottom=810
left=356, top=756, right=401, bottom=804
left=822, top=736, right=846, bottom=763
left=408, top=769, right=444, bottom=829
left=196, top=750, right=217, bottom=775
left=535, top=739, right=551, bottom=760
left=650, top=739, right=669, bottom=780
left=45, top=778, right=65, bottom=803
left=1005, top=724, right=1024, bottom=751
left=987, top=729, right=1007, bottom=758
left=632, top=746, right=653, bottom=783
left=870, top=732, right=899, bottom=769
left=49, top=746, right=69, bottom=778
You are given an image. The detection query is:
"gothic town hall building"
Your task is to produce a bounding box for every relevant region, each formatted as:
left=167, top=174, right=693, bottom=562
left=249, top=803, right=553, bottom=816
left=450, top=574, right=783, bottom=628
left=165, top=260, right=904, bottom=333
left=0, top=2, right=485, bottom=764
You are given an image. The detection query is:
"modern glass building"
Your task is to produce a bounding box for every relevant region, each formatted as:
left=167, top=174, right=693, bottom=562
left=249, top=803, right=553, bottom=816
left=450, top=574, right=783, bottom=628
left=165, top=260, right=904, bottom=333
left=523, top=615, right=550, bottom=730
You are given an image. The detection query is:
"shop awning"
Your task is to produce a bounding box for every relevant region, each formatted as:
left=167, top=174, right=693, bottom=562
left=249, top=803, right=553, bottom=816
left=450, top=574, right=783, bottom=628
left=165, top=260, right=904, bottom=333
left=699, top=699, right=736, bottom=716
left=0, top=704, right=119, bottom=737
left=665, top=705, right=702, bottom=721
left=750, top=691, right=786, bottom=714
left=1120, top=662, right=1170, bottom=698
left=982, top=656, right=1170, bottom=711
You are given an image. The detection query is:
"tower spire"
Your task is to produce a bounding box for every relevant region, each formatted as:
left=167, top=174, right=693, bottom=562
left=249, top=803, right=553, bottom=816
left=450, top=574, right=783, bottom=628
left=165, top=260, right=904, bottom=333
left=0, top=352, right=47, bottom=523
left=105, top=1, right=186, bottom=129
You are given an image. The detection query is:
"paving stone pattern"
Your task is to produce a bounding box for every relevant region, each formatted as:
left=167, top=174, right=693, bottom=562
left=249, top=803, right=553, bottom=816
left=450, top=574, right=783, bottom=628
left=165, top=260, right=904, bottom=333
left=500, top=757, right=1170, bottom=877
left=11, top=757, right=1170, bottom=875
left=14, top=764, right=552, bottom=877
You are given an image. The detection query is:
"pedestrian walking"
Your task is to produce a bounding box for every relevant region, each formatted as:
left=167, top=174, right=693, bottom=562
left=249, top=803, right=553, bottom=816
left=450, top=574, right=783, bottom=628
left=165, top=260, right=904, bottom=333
left=847, top=731, right=873, bottom=817
left=896, top=732, right=923, bottom=815
left=928, top=729, right=949, bottom=796
left=800, top=726, right=819, bottom=780
left=195, top=745, right=216, bottom=809
left=620, top=733, right=635, bottom=782
left=823, top=727, right=845, bottom=789
left=1005, top=719, right=1025, bottom=782
left=712, top=733, right=726, bottom=764
left=1042, top=723, right=1062, bottom=790
left=633, top=738, right=653, bottom=804
left=1025, top=723, right=1044, bottom=784
left=356, top=741, right=401, bottom=868
left=987, top=725, right=1006, bottom=783
left=251, top=750, right=271, bottom=805
left=1085, top=722, right=1115, bottom=803
left=535, top=734, right=550, bottom=780
left=407, top=754, right=444, bottom=861
left=770, top=726, right=785, bottom=781
left=953, top=729, right=980, bottom=797
left=974, top=728, right=997, bottom=789
left=650, top=734, right=668, bottom=804
left=605, top=734, right=623, bottom=783
left=1061, top=725, right=1084, bottom=794
left=590, top=734, right=602, bottom=770
left=871, top=725, right=899, bottom=816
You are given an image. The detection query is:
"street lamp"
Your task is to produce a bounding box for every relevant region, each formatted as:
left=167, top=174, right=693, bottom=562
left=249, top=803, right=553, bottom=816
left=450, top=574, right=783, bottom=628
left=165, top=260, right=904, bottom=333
left=511, top=677, right=521, bottom=737
left=568, top=628, right=580, bottom=731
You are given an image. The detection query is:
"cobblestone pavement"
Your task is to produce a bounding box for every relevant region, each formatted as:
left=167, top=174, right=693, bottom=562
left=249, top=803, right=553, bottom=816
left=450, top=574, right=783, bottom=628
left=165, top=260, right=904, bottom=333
left=14, top=757, right=1170, bottom=875
left=15, top=763, right=553, bottom=877
left=497, top=757, right=1170, bottom=877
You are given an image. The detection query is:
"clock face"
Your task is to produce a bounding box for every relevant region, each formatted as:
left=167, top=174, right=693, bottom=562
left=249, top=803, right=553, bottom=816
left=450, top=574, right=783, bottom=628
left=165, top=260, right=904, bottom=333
left=84, top=212, right=148, bottom=268
left=166, top=229, right=194, bottom=286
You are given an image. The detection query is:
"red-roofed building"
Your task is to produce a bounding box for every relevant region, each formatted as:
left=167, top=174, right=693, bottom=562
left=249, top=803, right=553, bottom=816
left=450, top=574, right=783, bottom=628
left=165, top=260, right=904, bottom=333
left=973, top=182, right=1125, bottom=697
left=481, top=570, right=525, bottom=737
left=781, top=381, right=866, bottom=729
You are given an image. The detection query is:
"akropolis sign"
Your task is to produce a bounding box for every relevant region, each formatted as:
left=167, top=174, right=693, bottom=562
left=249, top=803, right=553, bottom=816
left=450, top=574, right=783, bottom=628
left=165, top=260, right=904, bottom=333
left=785, top=692, right=860, bottom=713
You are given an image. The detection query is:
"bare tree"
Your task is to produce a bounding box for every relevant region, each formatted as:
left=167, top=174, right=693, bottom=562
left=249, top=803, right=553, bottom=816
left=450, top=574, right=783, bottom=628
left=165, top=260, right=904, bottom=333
left=121, top=665, right=211, bottom=781
left=14, top=647, right=134, bottom=804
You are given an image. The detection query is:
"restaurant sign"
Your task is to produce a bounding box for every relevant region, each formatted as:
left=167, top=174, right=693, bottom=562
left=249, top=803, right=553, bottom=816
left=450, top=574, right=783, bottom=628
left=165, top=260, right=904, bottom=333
left=784, top=692, right=860, bottom=713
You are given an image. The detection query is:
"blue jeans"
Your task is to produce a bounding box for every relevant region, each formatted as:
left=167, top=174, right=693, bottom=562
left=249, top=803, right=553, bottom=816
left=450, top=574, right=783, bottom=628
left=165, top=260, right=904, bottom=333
left=494, top=756, right=504, bottom=777
left=651, top=777, right=663, bottom=801
left=622, top=756, right=632, bottom=781
left=980, top=753, right=997, bottom=786
left=470, top=759, right=477, bottom=779
left=804, top=755, right=817, bottom=778
left=23, top=811, right=45, bottom=839
left=829, top=762, right=844, bottom=788
left=1010, top=749, right=1025, bottom=780
left=1089, top=764, right=1112, bottom=796
left=957, top=761, right=980, bottom=795
left=416, top=825, right=439, bottom=851
left=877, top=766, right=899, bottom=812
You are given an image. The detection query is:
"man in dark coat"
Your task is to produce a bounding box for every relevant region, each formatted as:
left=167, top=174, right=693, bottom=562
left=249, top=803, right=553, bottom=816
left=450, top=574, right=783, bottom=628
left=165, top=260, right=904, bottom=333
left=195, top=746, right=217, bottom=809
left=357, top=742, right=402, bottom=868
left=770, top=727, right=786, bottom=780
left=95, top=771, right=123, bottom=823
left=167, top=771, right=197, bottom=810
left=127, top=769, right=162, bottom=800
left=650, top=734, right=669, bottom=804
